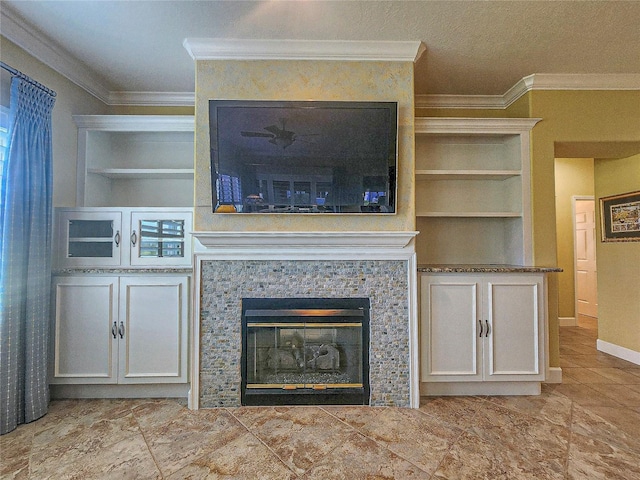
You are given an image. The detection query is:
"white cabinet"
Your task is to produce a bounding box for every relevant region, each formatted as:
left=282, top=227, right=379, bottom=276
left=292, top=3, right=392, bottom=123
left=414, top=118, right=540, bottom=265
left=73, top=115, right=194, bottom=208
left=51, top=275, right=189, bottom=385
left=55, top=207, right=193, bottom=268
left=55, top=210, right=123, bottom=267
left=420, top=273, right=546, bottom=395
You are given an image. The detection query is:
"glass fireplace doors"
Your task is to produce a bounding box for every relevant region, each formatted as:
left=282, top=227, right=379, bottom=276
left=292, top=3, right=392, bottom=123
left=241, top=298, right=370, bottom=405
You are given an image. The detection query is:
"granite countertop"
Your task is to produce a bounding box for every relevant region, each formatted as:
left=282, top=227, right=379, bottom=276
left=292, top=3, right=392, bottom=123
left=53, top=268, right=193, bottom=275
left=417, top=264, right=563, bottom=273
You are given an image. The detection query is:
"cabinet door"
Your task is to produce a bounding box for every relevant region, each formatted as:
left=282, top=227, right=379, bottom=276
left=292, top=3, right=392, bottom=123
left=51, top=276, right=119, bottom=384
left=118, top=276, right=189, bottom=383
left=129, top=211, right=192, bottom=266
left=484, top=275, right=545, bottom=381
left=56, top=210, right=123, bottom=267
left=420, top=276, right=482, bottom=382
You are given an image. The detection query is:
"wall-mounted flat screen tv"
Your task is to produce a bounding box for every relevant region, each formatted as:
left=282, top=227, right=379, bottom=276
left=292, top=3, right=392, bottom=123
left=209, top=100, right=398, bottom=214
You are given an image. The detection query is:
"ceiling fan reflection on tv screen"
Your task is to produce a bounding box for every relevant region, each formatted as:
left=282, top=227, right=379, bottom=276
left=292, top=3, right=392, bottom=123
left=240, top=118, right=319, bottom=150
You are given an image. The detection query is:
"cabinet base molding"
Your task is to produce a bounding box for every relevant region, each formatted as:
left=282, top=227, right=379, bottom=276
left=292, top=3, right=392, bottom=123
left=50, top=383, right=189, bottom=400
left=545, top=367, right=563, bottom=384
left=420, top=381, right=541, bottom=397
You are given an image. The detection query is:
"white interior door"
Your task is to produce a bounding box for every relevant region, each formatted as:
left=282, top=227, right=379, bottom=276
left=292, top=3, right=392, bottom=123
left=575, top=198, right=598, bottom=318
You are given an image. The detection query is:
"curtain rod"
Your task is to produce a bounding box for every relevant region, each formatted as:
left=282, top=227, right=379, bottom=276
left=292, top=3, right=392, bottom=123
left=1, top=61, right=57, bottom=97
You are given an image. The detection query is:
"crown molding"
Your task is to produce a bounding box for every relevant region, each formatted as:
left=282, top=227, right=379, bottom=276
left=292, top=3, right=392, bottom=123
left=1, top=4, right=112, bottom=103
left=414, top=94, right=506, bottom=110
left=183, top=38, right=426, bottom=62
left=416, top=73, right=640, bottom=110
left=414, top=117, right=541, bottom=135
left=72, top=115, right=194, bottom=131
left=108, top=91, right=196, bottom=106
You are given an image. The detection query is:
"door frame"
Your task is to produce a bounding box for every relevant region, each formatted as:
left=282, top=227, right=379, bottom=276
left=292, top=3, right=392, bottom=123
left=572, top=195, right=596, bottom=324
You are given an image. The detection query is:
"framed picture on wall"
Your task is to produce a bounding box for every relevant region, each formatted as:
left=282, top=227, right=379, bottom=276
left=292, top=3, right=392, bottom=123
left=600, top=190, right=640, bottom=242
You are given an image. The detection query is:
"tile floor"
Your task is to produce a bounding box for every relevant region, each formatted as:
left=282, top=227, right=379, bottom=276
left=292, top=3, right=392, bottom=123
left=2, top=318, right=640, bottom=479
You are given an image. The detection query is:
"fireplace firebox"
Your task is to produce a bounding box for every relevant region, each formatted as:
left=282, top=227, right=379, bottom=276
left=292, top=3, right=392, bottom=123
left=241, top=298, right=370, bottom=405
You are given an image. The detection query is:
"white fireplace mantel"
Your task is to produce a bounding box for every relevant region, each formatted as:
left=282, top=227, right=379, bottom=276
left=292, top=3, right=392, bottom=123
left=189, top=230, right=421, bottom=409
left=193, top=230, right=419, bottom=252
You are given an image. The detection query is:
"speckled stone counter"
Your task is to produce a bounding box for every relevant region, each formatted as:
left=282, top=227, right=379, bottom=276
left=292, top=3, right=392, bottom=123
left=417, top=265, right=562, bottom=273
left=53, top=268, right=193, bottom=275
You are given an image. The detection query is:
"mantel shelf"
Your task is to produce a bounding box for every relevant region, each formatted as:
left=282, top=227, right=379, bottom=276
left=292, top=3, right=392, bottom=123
left=87, top=168, right=195, bottom=179
left=415, top=169, right=521, bottom=180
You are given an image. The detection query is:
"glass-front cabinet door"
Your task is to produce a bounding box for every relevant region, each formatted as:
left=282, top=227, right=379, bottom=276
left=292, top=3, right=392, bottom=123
left=129, top=211, right=192, bottom=266
left=57, top=210, right=122, bottom=267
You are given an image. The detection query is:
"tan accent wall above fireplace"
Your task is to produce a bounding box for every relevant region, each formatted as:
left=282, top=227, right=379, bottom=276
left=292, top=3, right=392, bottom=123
left=193, top=59, right=416, bottom=232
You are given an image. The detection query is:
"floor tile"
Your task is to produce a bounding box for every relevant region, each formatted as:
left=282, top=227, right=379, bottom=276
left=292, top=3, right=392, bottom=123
left=326, top=405, right=462, bottom=475
left=568, top=430, right=640, bottom=480
left=432, top=430, right=561, bottom=480
left=586, top=367, right=640, bottom=384
left=553, top=383, right=624, bottom=407
left=166, top=430, right=297, bottom=479
left=466, top=400, right=570, bottom=478
left=29, top=412, right=141, bottom=475
left=484, top=389, right=573, bottom=428
left=571, top=404, right=640, bottom=455
left=301, top=431, right=431, bottom=479
left=418, top=395, right=484, bottom=430
left=586, top=383, right=640, bottom=407
left=230, top=406, right=356, bottom=475
left=43, top=432, right=161, bottom=480
left=562, top=367, right=613, bottom=384
left=143, top=408, right=247, bottom=477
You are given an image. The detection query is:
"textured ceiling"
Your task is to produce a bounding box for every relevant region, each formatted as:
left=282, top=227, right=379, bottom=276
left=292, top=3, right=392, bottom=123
left=2, top=0, right=640, bottom=97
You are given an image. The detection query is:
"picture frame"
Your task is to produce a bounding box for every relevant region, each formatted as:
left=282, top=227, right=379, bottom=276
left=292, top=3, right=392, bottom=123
left=599, top=190, right=640, bottom=242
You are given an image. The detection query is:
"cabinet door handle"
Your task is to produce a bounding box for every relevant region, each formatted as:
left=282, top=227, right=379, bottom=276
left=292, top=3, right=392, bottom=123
left=114, top=230, right=120, bottom=247
left=485, top=320, right=490, bottom=337
left=118, top=321, right=124, bottom=339
left=131, top=230, right=137, bottom=247
left=112, top=321, right=117, bottom=339
left=478, top=319, right=483, bottom=337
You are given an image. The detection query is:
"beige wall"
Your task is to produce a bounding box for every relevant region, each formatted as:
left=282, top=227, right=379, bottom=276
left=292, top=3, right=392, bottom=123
left=193, top=60, right=416, bottom=232
left=530, top=90, right=640, bottom=366
left=554, top=158, right=595, bottom=319
left=595, top=154, right=640, bottom=354
left=0, top=36, right=109, bottom=207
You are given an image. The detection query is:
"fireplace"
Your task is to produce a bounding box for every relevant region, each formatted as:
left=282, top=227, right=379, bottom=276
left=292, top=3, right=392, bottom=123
left=241, top=298, right=370, bottom=405
left=192, top=231, right=419, bottom=409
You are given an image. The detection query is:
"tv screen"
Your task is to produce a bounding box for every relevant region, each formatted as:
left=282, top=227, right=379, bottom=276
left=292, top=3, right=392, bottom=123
left=209, top=100, right=398, bottom=214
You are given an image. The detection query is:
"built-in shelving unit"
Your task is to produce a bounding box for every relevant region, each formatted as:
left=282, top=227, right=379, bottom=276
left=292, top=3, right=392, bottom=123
left=414, top=117, right=540, bottom=265
left=51, top=115, right=195, bottom=399
left=73, top=115, right=195, bottom=207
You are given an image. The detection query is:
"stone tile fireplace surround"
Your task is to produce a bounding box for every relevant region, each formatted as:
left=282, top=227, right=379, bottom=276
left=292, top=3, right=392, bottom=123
left=191, top=231, right=419, bottom=409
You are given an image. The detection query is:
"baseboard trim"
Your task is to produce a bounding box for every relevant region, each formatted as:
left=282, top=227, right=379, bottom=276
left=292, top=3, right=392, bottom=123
left=545, top=367, right=563, bottom=384
left=597, top=339, right=640, bottom=366
left=559, top=317, right=577, bottom=327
